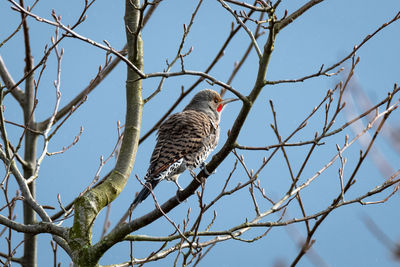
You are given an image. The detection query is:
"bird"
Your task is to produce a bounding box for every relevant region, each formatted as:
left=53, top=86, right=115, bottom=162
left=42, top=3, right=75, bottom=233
left=131, top=89, right=237, bottom=209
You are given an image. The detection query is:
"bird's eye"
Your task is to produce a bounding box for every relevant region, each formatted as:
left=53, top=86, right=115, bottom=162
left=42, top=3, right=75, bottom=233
left=214, top=98, right=218, bottom=103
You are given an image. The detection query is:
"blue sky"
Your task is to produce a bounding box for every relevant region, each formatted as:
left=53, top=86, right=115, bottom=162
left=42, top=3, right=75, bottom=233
left=1, top=0, right=400, bottom=266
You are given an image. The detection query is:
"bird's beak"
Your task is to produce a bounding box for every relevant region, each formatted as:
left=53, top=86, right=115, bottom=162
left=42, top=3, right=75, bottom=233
left=220, top=98, right=238, bottom=106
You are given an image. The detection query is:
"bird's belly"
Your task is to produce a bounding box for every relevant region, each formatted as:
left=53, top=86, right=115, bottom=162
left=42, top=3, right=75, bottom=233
left=152, top=158, right=185, bottom=181
left=186, top=144, right=215, bottom=170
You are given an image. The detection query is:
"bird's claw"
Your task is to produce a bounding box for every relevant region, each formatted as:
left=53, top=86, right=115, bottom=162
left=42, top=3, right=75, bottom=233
left=189, top=169, right=197, bottom=179
left=173, top=180, right=186, bottom=203
left=173, top=180, right=183, bottom=191
left=175, top=189, right=184, bottom=203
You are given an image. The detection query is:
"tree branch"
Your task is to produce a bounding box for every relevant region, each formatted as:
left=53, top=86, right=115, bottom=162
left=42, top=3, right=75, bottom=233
left=217, top=0, right=262, bottom=59
left=68, top=0, right=144, bottom=264
left=0, top=55, right=25, bottom=106
left=0, top=214, right=66, bottom=236
left=8, top=0, right=145, bottom=78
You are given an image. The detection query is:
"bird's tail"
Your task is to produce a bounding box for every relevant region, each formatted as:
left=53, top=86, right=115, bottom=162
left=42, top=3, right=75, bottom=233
left=132, top=179, right=161, bottom=206
left=117, top=179, right=162, bottom=224
left=118, top=179, right=161, bottom=224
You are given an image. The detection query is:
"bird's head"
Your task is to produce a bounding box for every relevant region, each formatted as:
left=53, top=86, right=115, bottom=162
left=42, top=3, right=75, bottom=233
left=184, top=89, right=238, bottom=121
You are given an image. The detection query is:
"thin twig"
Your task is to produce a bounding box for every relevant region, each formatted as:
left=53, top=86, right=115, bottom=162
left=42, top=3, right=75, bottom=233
left=8, top=0, right=145, bottom=78
left=218, top=0, right=262, bottom=59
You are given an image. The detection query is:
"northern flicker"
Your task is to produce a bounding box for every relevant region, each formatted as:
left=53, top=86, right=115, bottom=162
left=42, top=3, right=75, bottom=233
left=132, top=89, right=237, bottom=207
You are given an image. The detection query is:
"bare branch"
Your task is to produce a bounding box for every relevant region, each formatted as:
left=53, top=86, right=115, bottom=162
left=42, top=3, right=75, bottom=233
left=268, top=10, right=400, bottom=85
left=8, top=0, right=145, bottom=78
left=224, top=0, right=271, bottom=12
left=0, top=56, right=25, bottom=105
left=0, top=214, right=66, bottom=236
left=145, top=69, right=247, bottom=102
left=218, top=0, right=263, bottom=59
left=144, top=0, right=203, bottom=104
left=277, top=0, right=324, bottom=31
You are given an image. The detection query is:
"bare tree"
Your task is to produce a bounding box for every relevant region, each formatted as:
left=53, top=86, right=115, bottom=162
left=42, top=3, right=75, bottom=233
left=0, top=0, right=399, bottom=266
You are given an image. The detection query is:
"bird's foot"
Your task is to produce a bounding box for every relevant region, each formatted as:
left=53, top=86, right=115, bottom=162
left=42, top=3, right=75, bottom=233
left=173, top=180, right=183, bottom=191
left=173, top=180, right=185, bottom=203
left=175, top=189, right=185, bottom=203
left=189, top=169, right=198, bottom=179
left=200, top=162, right=215, bottom=176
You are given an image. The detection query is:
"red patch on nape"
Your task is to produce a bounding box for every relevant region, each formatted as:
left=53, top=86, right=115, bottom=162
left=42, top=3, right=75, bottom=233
left=217, top=104, right=223, bottom=112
